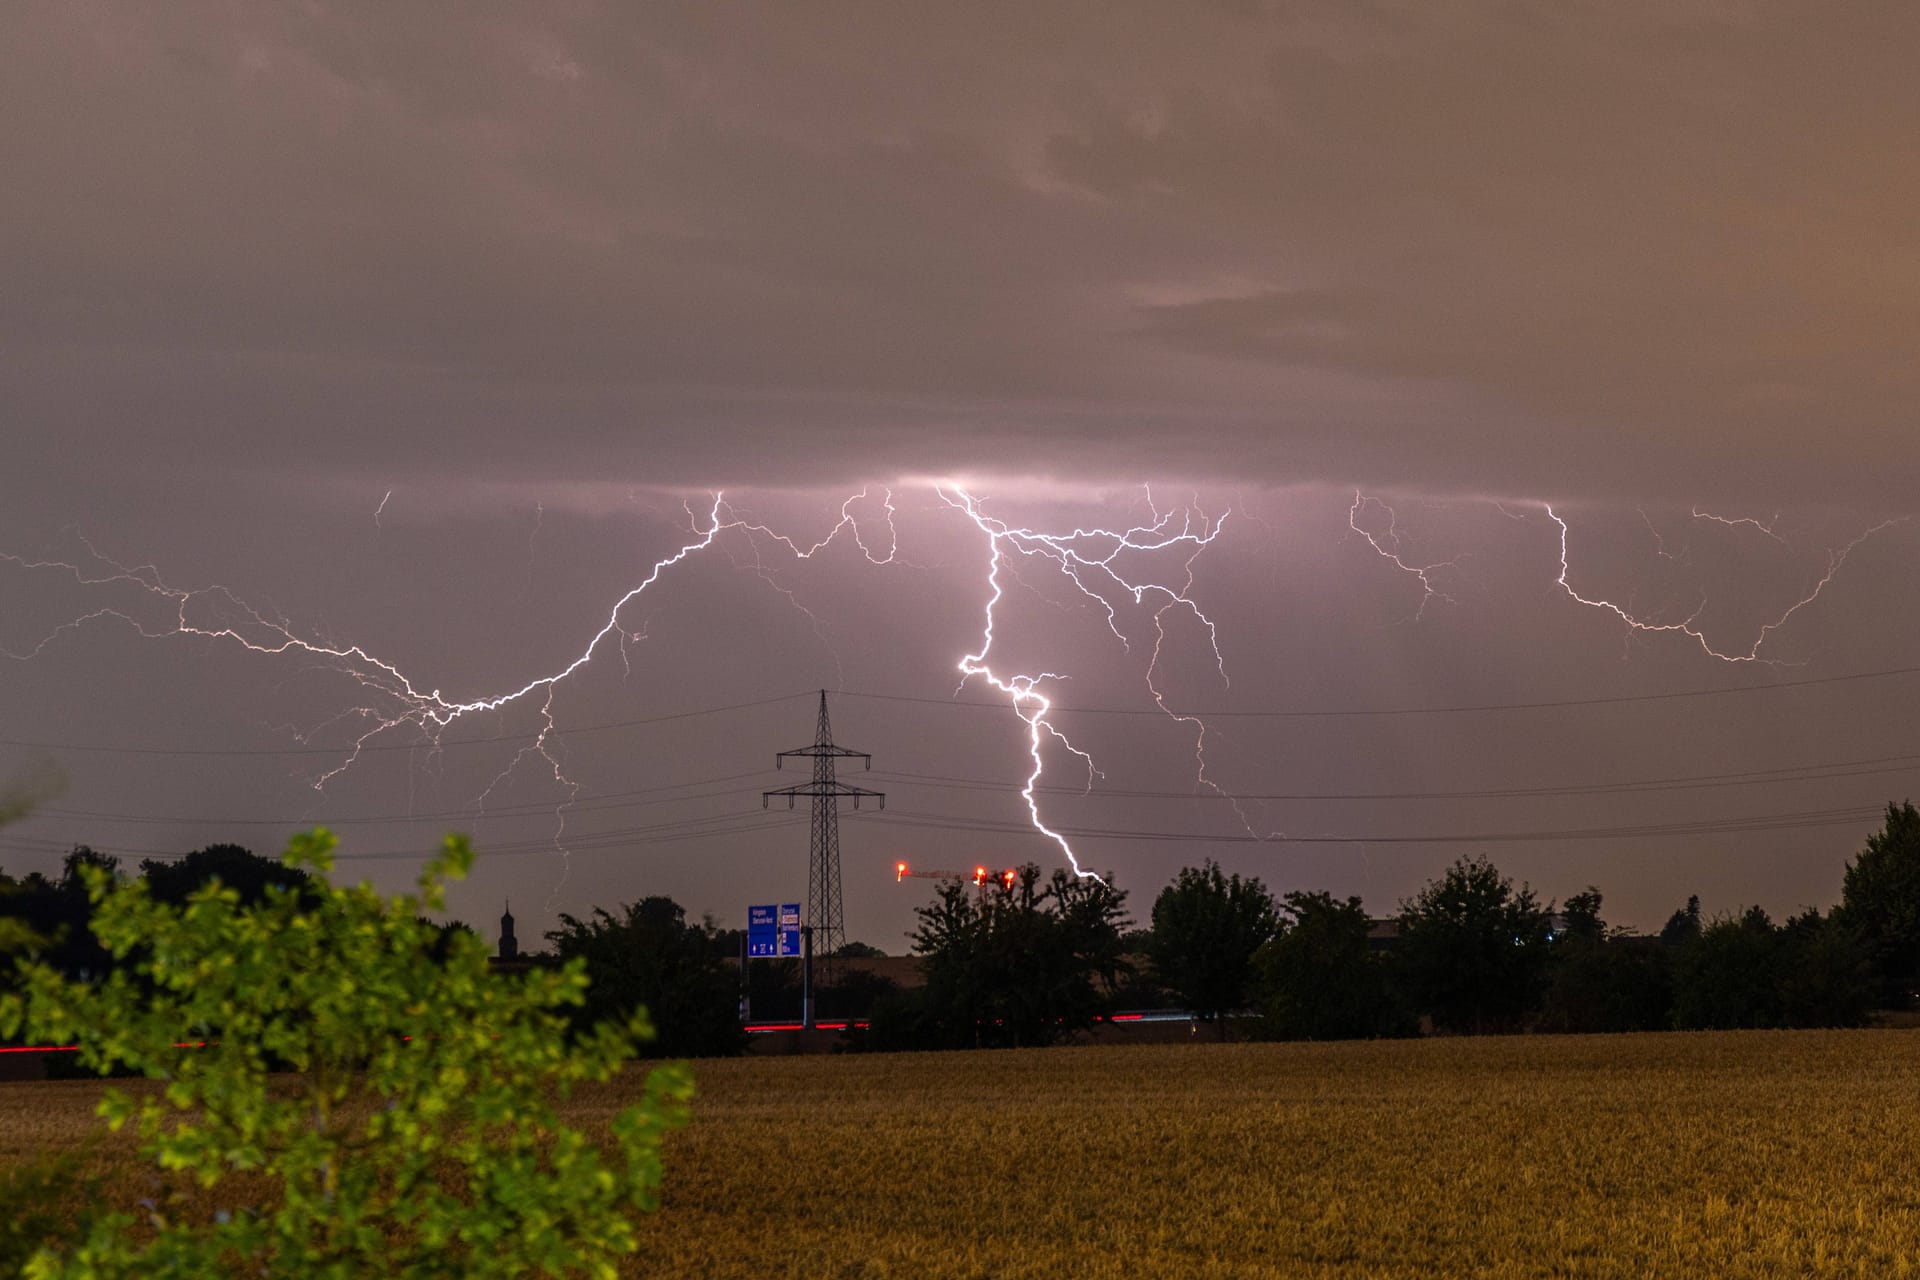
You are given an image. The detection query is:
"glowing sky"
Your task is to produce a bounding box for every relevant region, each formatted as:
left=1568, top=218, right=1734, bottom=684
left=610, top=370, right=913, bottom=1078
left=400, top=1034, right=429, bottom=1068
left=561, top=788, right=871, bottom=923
left=2, top=4, right=1916, bottom=948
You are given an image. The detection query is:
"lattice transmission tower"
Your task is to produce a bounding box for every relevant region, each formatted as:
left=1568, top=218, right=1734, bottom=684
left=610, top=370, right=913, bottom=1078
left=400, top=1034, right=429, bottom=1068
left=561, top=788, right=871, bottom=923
left=763, top=691, right=884, bottom=976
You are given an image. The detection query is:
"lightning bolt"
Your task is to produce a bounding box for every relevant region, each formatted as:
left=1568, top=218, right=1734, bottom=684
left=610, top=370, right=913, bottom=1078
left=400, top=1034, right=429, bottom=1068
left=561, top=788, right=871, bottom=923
left=1349, top=491, right=1460, bottom=619
left=5, top=480, right=1901, bottom=904
left=936, top=484, right=1241, bottom=877
left=1138, top=494, right=1279, bottom=838
left=937, top=486, right=1104, bottom=880
left=711, top=486, right=905, bottom=690
left=2, top=489, right=907, bottom=904
left=1544, top=504, right=1904, bottom=664
left=521, top=500, right=545, bottom=599
left=1692, top=505, right=1787, bottom=546
left=1638, top=509, right=1689, bottom=562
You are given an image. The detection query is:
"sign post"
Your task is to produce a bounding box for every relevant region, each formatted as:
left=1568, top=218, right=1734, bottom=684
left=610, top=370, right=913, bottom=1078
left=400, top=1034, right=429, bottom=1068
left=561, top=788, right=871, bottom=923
left=748, top=901, right=811, bottom=1026
left=801, top=925, right=815, bottom=1030
left=738, top=931, right=749, bottom=1023
left=747, top=904, right=779, bottom=958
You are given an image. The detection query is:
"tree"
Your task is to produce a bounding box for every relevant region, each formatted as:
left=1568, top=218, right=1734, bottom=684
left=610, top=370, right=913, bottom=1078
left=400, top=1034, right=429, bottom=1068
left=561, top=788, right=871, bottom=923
left=750, top=958, right=802, bottom=1023
left=910, top=864, right=1130, bottom=1049
left=1251, top=891, right=1409, bottom=1040
left=1536, top=888, right=1672, bottom=1034
left=0, top=847, right=119, bottom=992
left=140, top=843, right=313, bottom=907
left=1050, top=868, right=1133, bottom=1017
left=0, top=765, right=63, bottom=962
left=1558, top=887, right=1605, bottom=944
left=425, top=919, right=479, bottom=964
left=548, top=897, right=747, bottom=1058
left=1775, top=908, right=1873, bottom=1028
left=1671, top=906, right=1784, bottom=1029
left=1835, top=800, right=1920, bottom=1008
left=816, top=968, right=899, bottom=1024
left=1146, top=861, right=1280, bottom=1037
left=1396, top=855, right=1552, bottom=1034
left=0, top=829, right=693, bottom=1278
left=1660, top=894, right=1703, bottom=947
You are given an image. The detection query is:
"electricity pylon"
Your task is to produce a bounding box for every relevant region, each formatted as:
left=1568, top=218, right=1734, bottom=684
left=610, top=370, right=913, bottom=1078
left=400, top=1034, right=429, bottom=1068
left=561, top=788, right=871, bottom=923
left=764, top=691, right=884, bottom=1004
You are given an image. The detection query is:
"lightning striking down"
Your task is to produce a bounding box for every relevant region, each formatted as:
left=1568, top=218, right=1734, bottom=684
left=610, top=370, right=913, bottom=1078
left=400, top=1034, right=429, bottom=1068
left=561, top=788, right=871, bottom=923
left=936, top=485, right=1238, bottom=877
left=12, top=482, right=1241, bottom=894
left=4, top=482, right=1905, bottom=904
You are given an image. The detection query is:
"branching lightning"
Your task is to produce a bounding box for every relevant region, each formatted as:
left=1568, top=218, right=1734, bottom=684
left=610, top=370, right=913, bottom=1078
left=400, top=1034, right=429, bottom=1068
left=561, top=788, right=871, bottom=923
left=2, top=480, right=1904, bottom=904
left=936, top=485, right=1244, bottom=876
left=2, top=490, right=905, bottom=903
left=710, top=486, right=905, bottom=689
left=1692, top=505, right=1787, bottom=546
left=1637, top=509, right=1689, bottom=562
left=1544, top=504, right=1904, bottom=664
left=1349, top=492, right=1461, bottom=619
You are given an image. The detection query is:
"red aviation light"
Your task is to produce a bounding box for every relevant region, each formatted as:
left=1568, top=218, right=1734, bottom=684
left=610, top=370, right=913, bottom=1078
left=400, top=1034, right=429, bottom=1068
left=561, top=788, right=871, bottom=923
left=974, top=866, right=987, bottom=884
left=896, top=861, right=908, bottom=881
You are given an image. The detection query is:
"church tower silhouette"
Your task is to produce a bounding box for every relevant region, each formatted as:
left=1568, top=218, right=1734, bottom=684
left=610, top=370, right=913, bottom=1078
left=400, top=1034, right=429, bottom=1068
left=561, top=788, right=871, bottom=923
left=498, top=902, right=517, bottom=962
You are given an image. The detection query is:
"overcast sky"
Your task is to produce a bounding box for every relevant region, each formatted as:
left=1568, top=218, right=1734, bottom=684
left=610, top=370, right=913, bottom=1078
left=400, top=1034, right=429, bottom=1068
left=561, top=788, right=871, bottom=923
left=3, top=3, right=1916, bottom=951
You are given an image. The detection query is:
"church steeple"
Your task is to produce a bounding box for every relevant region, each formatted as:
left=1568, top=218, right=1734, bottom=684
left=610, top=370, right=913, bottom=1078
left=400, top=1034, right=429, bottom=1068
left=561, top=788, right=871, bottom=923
left=498, top=901, right=518, bottom=962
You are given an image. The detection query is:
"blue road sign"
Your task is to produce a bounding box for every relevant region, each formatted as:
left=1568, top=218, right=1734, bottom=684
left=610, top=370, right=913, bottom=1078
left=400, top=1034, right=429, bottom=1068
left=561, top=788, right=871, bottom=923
left=778, top=903, right=802, bottom=957
left=747, top=904, right=778, bottom=957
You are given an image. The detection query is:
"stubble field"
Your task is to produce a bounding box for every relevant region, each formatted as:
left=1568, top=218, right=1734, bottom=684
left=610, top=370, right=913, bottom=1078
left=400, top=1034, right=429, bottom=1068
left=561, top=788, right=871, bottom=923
left=6, top=1031, right=1920, bottom=1278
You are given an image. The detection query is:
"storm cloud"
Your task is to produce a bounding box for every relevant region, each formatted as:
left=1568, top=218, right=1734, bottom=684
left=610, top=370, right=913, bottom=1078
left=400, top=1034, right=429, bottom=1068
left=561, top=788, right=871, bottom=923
left=5, top=2, right=1917, bottom=506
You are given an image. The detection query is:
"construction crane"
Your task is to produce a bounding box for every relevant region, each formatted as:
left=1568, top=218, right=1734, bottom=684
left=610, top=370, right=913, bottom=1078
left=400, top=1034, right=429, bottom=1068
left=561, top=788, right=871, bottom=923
left=894, top=860, right=1017, bottom=905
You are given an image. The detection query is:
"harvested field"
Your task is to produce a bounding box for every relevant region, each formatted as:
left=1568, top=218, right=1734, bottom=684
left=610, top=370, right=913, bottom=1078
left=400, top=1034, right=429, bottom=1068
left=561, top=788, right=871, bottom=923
left=7, top=1030, right=1920, bottom=1277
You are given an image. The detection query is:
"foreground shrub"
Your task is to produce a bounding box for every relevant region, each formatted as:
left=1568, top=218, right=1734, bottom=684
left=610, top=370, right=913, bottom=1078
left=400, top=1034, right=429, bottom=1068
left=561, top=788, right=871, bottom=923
left=0, top=829, right=692, bottom=1279
left=0, top=1152, right=98, bottom=1276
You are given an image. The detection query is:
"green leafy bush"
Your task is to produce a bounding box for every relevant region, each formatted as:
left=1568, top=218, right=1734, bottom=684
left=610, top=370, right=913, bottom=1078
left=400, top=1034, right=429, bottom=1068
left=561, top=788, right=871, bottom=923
left=0, top=829, right=692, bottom=1279
left=0, top=1152, right=98, bottom=1276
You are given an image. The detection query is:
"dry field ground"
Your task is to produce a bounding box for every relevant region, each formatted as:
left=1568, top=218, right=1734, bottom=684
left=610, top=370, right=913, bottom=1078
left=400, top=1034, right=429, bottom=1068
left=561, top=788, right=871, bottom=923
left=6, top=1030, right=1920, bottom=1278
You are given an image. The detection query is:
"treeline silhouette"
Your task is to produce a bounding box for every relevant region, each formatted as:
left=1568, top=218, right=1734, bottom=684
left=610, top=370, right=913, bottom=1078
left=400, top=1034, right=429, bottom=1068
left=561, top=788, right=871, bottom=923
left=859, top=800, right=1920, bottom=1047
left=4, top=802, right=1915, bottom=1056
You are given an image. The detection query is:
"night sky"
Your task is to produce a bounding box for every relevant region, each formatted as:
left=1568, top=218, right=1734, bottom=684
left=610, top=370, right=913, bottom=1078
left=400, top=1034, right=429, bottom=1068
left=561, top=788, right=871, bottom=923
left=3, top=4, right=1916, bottom=952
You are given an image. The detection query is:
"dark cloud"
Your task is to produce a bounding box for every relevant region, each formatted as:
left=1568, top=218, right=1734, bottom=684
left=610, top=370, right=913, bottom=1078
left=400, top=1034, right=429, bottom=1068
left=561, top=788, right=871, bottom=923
left=3, top=3, right=1916, bottom=504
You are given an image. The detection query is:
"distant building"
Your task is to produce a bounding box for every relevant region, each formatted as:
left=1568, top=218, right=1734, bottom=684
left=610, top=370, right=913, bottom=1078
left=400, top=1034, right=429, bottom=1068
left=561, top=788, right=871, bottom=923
left=498, top=902, right=517, bottom=962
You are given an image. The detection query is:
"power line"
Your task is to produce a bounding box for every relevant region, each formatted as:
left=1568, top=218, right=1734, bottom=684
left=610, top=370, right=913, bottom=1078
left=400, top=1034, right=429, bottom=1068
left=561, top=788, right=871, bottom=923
left=0, top=810, right=807, bottom=865
left=15, top=749, right=1916, bottom=831
left=869, top=751, right=1920, bottom=804
left=7, top=793, right=1897, bottom=867
left=851, top=803, right=1891, bottom=847
left=5, top=661, right=1919, bottom=760
left=33, top=773, right=773, bottom=828
left=841, top=663, right=1920, bottom=719
left=0, top=691, right=812, bottom=757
